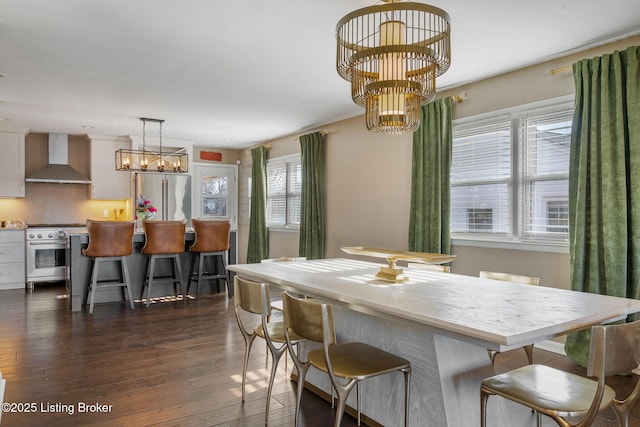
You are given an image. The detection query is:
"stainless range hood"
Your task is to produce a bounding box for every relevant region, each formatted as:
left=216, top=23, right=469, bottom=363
left=25, top=133, right=91, bottom=184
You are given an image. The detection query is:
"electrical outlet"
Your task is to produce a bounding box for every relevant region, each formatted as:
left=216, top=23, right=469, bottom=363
left=103, top=210, right=109, bottom=218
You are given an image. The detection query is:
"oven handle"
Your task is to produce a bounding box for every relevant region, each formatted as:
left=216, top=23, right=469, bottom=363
left=28, top=241, right=66, bottom=246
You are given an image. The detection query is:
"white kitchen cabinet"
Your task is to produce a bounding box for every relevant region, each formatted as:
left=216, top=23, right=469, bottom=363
left=0, top=131, right=26, bottom=197
left=0, top=229, right=25, bottom=290
left=89, top=135, right=131, bottom=199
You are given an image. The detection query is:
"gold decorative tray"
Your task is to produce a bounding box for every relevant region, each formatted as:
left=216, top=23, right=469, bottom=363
left=341, top=246, right=457, bottom=283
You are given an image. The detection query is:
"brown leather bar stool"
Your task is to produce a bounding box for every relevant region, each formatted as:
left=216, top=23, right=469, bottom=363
left=187, top=219, right=231, bottom=298
left=140, top=219, right=186, bottom=307
left=82, top=220, right=135, bottom=314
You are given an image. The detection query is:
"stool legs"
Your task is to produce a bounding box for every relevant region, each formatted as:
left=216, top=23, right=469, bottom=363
left=187, top=251, right=228, bottom=298
left=89, top=259, right=99, bottom=314
left=186, top=253, right=200, bottom=297
left=84, top=256, right=134, bottom=314
left=120, top=257, right=134, bottom=310
left=141, top=254, right=185, bottom=307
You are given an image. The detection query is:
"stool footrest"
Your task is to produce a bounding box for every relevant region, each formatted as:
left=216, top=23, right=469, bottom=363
left=94, top=281, right=130, bottom=288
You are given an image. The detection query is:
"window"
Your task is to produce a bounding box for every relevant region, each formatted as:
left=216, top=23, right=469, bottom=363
left=451, top=97, right=572, bottom=244
left=195, top=164, right=237, bottom=229
left=201, top=175, right=227, bottom=216
left=266, top=154, right=301, bottom=228
left=451, top=121, right=512, bottom=234
left=546, top=200, right=569, bottom=233
left=467, top=208, right=493, bottom=230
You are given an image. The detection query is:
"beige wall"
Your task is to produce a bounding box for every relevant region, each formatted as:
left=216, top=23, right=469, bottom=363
left=236, top=35, right=640, bottom=295
left=193, top=146, right=241, bottom=165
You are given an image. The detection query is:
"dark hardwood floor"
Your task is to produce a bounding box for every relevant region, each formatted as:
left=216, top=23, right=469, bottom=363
left=0, top=283, right=639, bottom=426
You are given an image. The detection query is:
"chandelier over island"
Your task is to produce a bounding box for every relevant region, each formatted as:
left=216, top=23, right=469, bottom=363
left=115, top=118, right=188, bottom=173
left=336, top=0, right=451, bottom=134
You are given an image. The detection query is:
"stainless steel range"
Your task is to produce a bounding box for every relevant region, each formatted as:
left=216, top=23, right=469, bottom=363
left=26, top=225, right=85, bottom=286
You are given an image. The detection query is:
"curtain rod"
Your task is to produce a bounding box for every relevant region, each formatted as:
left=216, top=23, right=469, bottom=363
left=294, top=129, right=329, bottom=141
left=451, top=92, right=468, bottom=103
left=244, top=143, right=271, bottom=155
left=548, top=64, right=572, bottom=75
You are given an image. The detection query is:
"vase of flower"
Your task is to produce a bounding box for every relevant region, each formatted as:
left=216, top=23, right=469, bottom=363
left=135, top=194, right=157, bottom=231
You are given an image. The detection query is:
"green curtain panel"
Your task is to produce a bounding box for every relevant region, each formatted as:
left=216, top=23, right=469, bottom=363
left=565, top=46, right=640, bottom=366
left=299, top=132, right=325, bottom=259
left=247, top=146, right=269, bottom=263
left=409, top=97, right=453, bottom=254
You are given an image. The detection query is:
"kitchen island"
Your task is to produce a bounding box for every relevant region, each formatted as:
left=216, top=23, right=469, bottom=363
left=67, top=229, right=236, bottom=312
left=228, top=258, right=640, bottom=427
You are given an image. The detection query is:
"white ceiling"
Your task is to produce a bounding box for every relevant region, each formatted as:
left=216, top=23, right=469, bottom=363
left=1, top=0, right=639, bottom=148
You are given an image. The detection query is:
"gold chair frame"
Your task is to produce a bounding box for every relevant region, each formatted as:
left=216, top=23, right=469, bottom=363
left=282, top=291, right=411, bottom=427
left=481, top=319, right=640, bottom=427
left=233, top=276, right=303, bottom=425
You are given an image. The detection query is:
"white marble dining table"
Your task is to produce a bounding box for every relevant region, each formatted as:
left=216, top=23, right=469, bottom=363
left=227, top=258, right=640, bottom=427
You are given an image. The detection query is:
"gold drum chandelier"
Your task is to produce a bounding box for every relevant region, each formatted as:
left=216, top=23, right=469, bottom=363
left=336, top=0, right=451, bottom=134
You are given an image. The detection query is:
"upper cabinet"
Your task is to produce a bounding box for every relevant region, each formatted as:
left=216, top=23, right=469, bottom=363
left=89, top=135, right=132, bottom=199
left=0, top=130, right=26, bottom=197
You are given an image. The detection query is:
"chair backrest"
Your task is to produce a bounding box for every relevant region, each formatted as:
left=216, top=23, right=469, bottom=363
left=282, top=291, right=335, bottom=345
left=83, top=220, right=134, bottom=257
left=141, top=220, right=186, bottom=255
left=234, top=276, right=272, bottom=317
left=408, top=262, right=450, bottom=272
left=479, top=271, right=540, bottom=286
left=190, top=219, right=231, bottom=253
left=574, top=319, right=640, bottom=426
left=588, top=320, right=640, bottom=378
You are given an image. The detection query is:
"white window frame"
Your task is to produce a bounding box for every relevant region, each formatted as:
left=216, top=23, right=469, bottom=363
left=266, top=153, right=301, bottom=230
left=451, top=95, right=573, bottom=252
left=194, top=164, right=238, bottom=230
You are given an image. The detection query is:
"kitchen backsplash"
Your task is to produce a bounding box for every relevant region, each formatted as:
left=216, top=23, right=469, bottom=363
left=0, top=187, right=130, bottom=224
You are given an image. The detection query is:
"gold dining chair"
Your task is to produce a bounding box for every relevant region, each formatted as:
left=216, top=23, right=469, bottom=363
left=260, top=256, right=307, bottom=312
left=282, top=291, right=411, bottom=427
left=481, top=319, right=640, bottom=427
left=479, top=270, right=540, bottom=365
left=233, top=276, right=304, bottom=425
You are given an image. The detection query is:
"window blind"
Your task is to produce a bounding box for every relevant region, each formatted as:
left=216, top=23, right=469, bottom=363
left=266, top=154, right=301, bottom=228
left=450, top=98, right=572, bottom=243
left=451, top=121, right=512, bottom=234
left=522, top=109, right=571, bottom=239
